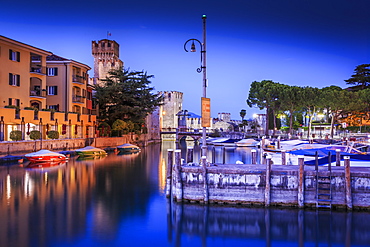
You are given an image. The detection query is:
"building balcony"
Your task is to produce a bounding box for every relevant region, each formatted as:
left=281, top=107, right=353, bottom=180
left=30, top=89, right=46, bottom=98
left=30, top=66, right=46, bottom=75
left=72, top=95, right=85, bottom=103
left=72, top=75, right=85, bottom=84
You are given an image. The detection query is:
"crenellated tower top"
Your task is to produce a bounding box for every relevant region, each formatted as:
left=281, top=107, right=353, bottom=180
left=91, top=39, right=123, bottom=84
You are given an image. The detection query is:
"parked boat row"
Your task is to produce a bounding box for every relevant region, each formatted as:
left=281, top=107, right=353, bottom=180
left=23, top=143, right=141, bottom=169
left=206, top=138, right=260, bottom=147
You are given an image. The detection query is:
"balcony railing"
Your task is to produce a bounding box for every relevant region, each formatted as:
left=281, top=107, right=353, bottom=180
left=30, top=66, right=46, bottom=75
left=72, top=75, right=86, bottom=84
left=30, top=89, right=46, bottom=97
left=72, top=95, right=84, bottom=103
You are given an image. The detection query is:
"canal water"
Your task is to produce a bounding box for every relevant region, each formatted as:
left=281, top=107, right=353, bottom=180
left=1, top=141, right=370, bottom=247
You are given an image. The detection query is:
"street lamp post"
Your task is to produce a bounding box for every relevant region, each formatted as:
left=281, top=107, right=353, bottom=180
left=184, top=15, right=208, bottom=157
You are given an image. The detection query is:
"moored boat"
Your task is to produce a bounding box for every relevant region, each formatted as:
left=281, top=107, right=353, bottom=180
left=25, top=150, right=67, bottom=163
left=117, top=143, right=141, bottom=153
left=235, top=138, right=259, bottom=147
left=75, top=146, right=107, bottom=157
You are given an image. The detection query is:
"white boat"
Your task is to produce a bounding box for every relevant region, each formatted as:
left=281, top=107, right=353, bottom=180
left=235, top=138, right=259, bottom=147
left=117, top=143, right=141, bottom=153
left=25, top=150, right=67, bottom=163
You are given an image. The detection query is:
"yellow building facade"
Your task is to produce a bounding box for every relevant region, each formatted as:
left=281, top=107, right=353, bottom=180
left=0, top=35, right=96, bottom=141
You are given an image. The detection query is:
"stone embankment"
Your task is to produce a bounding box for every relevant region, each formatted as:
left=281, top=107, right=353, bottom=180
left=165, top=149, right=370, bottom=210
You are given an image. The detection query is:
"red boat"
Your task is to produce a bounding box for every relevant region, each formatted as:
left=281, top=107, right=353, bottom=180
left=25, top=150, right=67, bottom=163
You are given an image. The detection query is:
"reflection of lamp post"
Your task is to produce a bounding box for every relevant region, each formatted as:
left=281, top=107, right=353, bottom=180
left=184, top=15, right=208, bottom=156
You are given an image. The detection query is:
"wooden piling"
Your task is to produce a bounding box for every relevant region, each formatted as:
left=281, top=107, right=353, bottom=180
left=265, top=156, right=272, bottom=207
left=298, top=156, right=305, bottom=208
left=344, top=156, right=352, bottom=210
left=251, top=149, right=257, bottom=164
left=187, top=147, right=193, bottom=164
left=281, top=150, right=286, bottom=165
left=336, top=149, right=341, bottom=166
left=201, top=156, right=209, bottom=203
left=174, top=150, right=183, bottom=201
left=212, top=146, right=216, bottom=164
left=165, top=149, right=174, bottom=198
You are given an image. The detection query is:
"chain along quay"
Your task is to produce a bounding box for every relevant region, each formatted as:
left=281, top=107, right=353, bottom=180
left=165, top=148, right=370, bottom=210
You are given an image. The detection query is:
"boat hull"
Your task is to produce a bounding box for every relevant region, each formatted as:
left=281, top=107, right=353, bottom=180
left=76, top=151, right=107, bottom=157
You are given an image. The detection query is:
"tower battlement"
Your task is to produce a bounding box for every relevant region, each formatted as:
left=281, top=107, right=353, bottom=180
left=91, top=39, right=123, bottom=83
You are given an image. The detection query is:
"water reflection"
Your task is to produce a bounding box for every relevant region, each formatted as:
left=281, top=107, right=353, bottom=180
left=167, top=202, right=370, bottom=246
left=0, top=144, right=162, bottom=247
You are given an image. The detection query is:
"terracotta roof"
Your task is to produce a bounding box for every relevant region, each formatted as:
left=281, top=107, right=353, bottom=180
left=46, top=54, right=69, bottom=61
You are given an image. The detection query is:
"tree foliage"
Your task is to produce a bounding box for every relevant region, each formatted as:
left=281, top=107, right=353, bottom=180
left=94, top=68, right=163, bottom=126
left=345, top=64, right=370, bottom=89
left=240, top=109, right=246, bottom=120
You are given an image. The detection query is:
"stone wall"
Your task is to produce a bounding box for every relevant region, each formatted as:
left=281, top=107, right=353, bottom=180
left=0, top=133, right=159, bottom=155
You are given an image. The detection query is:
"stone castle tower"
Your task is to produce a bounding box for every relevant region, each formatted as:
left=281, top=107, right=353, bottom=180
left=91, top=39, right=123, bottom=84
left=159, top=91, right=183, bottom=130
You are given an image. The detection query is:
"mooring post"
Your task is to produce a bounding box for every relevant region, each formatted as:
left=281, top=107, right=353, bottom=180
left=261, top=136, right=266, bottom=149
left=298, top=156, right=305, bottom=208
left=281, top=150, right=286, bottom=165
left=344, top=156, right=352, bottom=210
left=201, top=146, right=207, bottom=160
left=212, top=146, right=216, bottom=164
left=315, top=151, right=318, bottom=171
left=165, top=149, right=174, bottom=198
left=336, top=149, right=341, bottom=166
left=251, top=149, right=257, bottom=164
left=174, top=150, right=183, bottom=202
left=201, top=156, right=209, bottom=203
left=187, top=147, right=193, bottom=164
left=277, top=136, right=281, bottom=149
left=265, top=156, right=272, bottom=207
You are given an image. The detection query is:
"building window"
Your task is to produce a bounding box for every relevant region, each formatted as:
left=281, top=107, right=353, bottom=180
left=47, top=67, right=58, bottom=76
left=9, top=49, right=20, bottom=62
left=47, top=86, right=58, bottom=95
left=8, top=98, right=20, bottom=107
left=48, top=105, right=59, bottom=110
left=9, top=73, right=20, bottom=86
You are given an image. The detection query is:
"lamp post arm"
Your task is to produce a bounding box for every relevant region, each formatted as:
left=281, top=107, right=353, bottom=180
left=184, top=38, right=204, bottom=73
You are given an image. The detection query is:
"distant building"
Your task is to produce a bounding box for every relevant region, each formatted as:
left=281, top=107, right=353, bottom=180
left=91, top=39, right=123, bottom=85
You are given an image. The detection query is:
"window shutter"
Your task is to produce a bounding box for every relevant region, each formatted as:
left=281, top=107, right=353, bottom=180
left=55, top=86, right=58, bottom=95
left=9, top=73, right=13, bottom=85
left=16, top=75, right=20, bottom=86
left=8, top=98, right=12, bottom=105
left=16, top=99, right=20, bottom=107
left=46, top=86, right=49, bottom=95
left=9, top=49, right=12, bottom=60
left=16, top=52, right=20, bottom=62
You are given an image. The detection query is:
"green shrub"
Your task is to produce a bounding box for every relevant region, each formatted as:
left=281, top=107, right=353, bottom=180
left=30, top=130, right=41, bottom=140
left=10, top=130, right=22, bottom=141
left=24, top=107, right=36, bottom=110
left=47, top=130, right=59, bottom=139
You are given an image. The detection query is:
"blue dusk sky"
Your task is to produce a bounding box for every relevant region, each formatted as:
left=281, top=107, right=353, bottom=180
left=1, top=0, right=370, bottom=119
